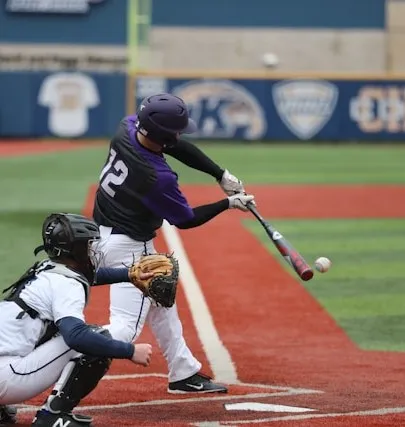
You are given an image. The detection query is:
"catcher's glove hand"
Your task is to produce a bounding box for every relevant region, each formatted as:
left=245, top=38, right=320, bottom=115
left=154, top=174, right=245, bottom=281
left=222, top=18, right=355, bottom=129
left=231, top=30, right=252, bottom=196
left=128, top=253, right=179, bottom=308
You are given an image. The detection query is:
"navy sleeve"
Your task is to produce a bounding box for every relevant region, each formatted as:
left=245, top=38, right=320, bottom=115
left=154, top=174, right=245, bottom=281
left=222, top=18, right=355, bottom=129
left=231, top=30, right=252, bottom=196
left=94, top=268, right=129, bottom=286
left=163, top=139, right=224, bottom=181
left=57, top=316, right=134, bottom=359
left=176, top=199, right=229, bottom=229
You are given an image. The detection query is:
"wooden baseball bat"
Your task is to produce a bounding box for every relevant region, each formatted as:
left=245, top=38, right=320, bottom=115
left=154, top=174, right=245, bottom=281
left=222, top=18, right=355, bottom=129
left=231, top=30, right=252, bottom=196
left=247, top=203, right=314, bottom=281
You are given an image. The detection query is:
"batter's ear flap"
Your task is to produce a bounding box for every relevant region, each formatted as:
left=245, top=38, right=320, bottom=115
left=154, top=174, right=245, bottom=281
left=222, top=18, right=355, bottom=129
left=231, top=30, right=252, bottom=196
left=34, top=245, right=45, bottom=256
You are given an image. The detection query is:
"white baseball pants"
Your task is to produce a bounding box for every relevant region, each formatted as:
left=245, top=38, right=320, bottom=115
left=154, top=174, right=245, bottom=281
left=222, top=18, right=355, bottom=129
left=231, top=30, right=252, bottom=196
left=0, top=336, right=78, bottom=405
left=96, top=226, right=201, bottom=382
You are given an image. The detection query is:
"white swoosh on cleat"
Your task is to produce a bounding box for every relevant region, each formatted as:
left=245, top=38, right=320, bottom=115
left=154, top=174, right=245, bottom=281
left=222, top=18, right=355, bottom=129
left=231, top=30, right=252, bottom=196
left=186, top=383, right=204, bottom=390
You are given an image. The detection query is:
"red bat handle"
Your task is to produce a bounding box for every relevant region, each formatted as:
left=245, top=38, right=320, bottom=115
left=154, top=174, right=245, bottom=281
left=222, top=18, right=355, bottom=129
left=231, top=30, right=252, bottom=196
left=247, top=203, right=314, bottom=281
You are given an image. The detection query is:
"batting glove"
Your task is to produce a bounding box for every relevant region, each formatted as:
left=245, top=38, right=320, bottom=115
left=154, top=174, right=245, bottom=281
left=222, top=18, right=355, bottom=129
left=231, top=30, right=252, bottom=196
left=219, top=169, right=245, bottom=196
left=228, top=193, right=255, bottom=212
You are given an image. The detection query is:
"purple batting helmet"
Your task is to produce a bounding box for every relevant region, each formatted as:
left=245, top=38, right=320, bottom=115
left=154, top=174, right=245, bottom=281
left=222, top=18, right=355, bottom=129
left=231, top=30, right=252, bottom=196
left=135, top=93, right=197, bottom=147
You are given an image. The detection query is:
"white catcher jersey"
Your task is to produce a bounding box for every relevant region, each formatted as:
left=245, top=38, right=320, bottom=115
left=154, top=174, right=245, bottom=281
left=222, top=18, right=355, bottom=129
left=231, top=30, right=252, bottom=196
left=0, top=261, right=87, bottom=357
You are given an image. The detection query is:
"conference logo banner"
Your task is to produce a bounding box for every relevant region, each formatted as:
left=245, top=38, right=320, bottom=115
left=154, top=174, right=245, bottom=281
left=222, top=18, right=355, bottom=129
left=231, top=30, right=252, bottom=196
left=5, top=0, right=106, bottom=14
left=272, top=80, right=339, bottom=140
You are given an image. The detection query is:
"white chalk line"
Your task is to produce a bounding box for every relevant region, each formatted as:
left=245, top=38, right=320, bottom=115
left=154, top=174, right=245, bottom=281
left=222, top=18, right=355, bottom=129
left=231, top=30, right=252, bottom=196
left=14, top=392, right=304, bottom=414
left=16, top=373, right=321, bottom=414
left=102, top=373, right=322, bottom=394
left=15, top=390, right=317, bottom=414
left=17, top=398, right=405, bottom=426
left=161, top=220, right=238, bottom=384
left=192, top=406, right=405, bottom=425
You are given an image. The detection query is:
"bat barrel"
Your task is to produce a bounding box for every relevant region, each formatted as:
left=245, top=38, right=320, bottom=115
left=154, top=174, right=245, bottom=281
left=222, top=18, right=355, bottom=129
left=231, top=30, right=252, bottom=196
left=300, top=269, right=314, bottom=281
left=248, top=203, right=314, bottom=282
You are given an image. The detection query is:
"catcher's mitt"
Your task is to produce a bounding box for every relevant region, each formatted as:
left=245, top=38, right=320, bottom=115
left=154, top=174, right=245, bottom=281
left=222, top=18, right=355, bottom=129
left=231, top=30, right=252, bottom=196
left=128, top=253, right=179, bottom=308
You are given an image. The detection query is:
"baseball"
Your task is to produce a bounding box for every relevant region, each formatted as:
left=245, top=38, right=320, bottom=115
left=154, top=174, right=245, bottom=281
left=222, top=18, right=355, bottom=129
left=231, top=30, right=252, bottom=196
left=314, top=257, right=332, bottom=273
left=262, top=52, right=279, bottom=68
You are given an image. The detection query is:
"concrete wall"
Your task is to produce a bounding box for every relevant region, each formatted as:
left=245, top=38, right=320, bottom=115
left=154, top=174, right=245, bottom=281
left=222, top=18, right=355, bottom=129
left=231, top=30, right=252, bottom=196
left=0, top=28, right=386, bottom=73
left=386, top=0, right=405, bottom=71
left=147, top=28, right=386, bottom=72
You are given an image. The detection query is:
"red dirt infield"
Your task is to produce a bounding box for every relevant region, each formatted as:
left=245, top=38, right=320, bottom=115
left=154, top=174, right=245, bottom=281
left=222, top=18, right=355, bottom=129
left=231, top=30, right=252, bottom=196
left=14, top=183, right=405, bottom=426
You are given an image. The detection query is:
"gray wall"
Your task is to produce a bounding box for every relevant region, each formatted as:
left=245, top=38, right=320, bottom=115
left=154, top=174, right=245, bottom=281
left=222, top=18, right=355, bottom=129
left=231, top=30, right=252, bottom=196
left=386, top=0, right=405, bottom=72
left=147, top=28, right=386, bottom=72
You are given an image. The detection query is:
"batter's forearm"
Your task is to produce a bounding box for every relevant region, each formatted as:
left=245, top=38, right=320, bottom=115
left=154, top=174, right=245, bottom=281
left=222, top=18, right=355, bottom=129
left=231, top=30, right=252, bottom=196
left=164, top=139, right=224, bottom=180
left=176, top=199, right=229, bottom=229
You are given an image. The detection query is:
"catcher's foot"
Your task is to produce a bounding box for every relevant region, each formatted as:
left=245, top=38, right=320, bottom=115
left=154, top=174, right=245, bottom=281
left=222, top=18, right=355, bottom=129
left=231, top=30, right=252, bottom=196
left=32, top=410, right=92, bottom=427
left=168, top=372, right=228, bottom=394
left=0, top=405, right=17, bottom=425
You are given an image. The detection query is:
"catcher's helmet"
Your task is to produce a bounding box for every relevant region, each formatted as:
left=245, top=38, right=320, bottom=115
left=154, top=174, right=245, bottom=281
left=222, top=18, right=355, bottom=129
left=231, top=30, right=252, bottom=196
left=135, top=93, right=197, bottom=147
left=34, top=213, right=100, bottom=282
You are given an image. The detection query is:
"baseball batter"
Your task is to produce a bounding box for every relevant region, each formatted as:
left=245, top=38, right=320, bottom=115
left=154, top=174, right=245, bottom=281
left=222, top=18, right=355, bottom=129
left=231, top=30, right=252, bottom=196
left=0, top=213, right=154, bottom=427
left=93, top=93, right=254, bottom=393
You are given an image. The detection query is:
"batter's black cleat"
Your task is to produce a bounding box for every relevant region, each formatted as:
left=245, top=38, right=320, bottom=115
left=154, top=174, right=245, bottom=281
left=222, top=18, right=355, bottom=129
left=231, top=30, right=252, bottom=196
left=0, top=406, right=17, bottom=425
left=168, top=372, right=228, bottom=394
left=32, top=410, right=93, bottom=427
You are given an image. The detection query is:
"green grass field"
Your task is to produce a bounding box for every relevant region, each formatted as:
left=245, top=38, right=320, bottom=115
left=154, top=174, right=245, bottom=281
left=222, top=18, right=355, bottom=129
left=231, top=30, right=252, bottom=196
left=245, top=218, right=405, bottom=351
left=1, top=142, right=405, bottom=351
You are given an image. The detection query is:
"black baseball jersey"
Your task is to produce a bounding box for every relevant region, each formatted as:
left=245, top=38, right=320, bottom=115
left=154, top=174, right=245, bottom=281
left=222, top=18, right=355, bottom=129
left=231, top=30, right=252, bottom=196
left=93, top=116, right=194, bottom=241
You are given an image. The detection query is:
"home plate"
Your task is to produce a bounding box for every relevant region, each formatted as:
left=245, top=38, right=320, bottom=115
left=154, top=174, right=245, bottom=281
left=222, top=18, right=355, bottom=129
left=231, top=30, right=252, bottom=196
left=224, top=402, right=316, bottom=413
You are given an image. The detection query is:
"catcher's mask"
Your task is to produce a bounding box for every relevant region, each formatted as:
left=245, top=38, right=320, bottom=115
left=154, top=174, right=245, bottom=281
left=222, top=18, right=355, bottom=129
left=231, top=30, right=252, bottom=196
left=34, top=213, right=101, bottom=283
left=135, top=93, right=197, bottom=148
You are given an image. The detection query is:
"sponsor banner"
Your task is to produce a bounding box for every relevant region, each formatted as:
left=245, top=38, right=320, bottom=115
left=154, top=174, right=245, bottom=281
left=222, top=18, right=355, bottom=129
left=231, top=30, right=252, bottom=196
left=1, top=1, right=125, bottom=45
left=5, top=0, right=106, bottom=14
left=2, top=74, right=405, bottom=140
left=38, top=72, right=100, bottom=137
left=135, top=77, right=405, bottom=141
left=0, top=71, right=125, bottom=137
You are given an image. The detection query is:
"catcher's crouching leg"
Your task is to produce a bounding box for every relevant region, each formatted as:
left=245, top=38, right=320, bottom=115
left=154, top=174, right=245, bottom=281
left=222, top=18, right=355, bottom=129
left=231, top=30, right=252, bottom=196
left=33, top=328, right=112, bottom=426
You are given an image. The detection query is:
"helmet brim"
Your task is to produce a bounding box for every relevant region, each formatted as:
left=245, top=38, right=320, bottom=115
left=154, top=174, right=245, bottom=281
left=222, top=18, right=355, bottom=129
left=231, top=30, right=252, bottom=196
left=181, top=118, right=197, bottom=134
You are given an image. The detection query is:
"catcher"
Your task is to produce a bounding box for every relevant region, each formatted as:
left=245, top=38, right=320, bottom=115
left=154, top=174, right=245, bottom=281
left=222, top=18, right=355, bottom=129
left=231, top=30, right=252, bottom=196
left=0, top=213, right=178, bottom=427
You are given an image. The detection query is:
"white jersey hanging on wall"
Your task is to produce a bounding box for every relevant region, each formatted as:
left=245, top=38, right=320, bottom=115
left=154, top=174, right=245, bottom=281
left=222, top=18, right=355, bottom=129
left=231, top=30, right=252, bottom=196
left=38, top=72, right=100, bottom=137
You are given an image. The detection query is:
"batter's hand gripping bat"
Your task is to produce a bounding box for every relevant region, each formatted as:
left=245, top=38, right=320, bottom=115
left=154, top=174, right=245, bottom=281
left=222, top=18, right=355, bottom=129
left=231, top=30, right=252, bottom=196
left=247, top=203, right=314, bottom=281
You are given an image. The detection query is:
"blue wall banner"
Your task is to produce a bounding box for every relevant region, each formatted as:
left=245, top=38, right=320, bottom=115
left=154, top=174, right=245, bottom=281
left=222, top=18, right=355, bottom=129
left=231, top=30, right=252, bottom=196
left=133, top=77, right=405, bottom=142
left=0, top=1, right=126, bottom=44
left=151, top=0, right=385, bottom=28
left=0, top=71, right=126, bottom=137
left=2, top=73, right=405, bottom=141
left=5, top=0, right=106, bottom=14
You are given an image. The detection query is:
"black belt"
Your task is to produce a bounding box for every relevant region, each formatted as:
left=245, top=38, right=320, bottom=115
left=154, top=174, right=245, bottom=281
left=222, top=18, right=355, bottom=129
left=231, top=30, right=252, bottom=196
left=13, top=297, right=39, bottom=319
left=111, top=228, right=125, bottom=235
